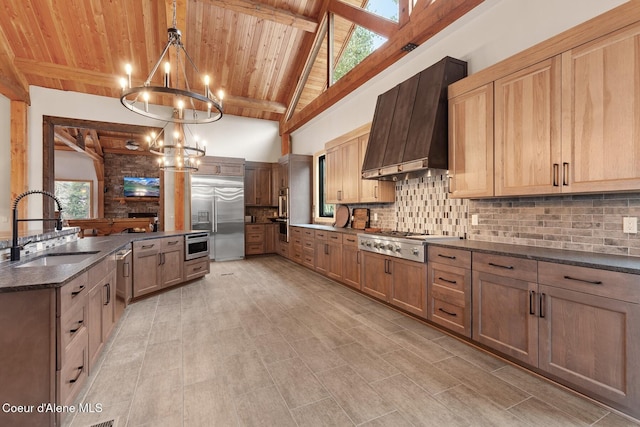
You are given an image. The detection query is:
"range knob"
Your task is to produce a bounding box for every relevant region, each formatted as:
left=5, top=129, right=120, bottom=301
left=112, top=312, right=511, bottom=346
left=395, top=245, right=402, bottom=252
left=365, top=241, right=372, bottom=247
left=373, top=242, right=379, bottom=248
left=386, top=244, right=395, bottom=251
left=412, top=248, right=420, bottom=256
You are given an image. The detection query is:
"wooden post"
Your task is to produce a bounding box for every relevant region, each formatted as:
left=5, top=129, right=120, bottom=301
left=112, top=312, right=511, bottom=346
left=10, top=101, right=28, bottom=233
left=281, top=133, right=291, bottom=155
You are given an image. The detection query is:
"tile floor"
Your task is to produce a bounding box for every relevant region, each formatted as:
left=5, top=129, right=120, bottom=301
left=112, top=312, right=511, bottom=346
left=64, top=255, right=639, bottom=427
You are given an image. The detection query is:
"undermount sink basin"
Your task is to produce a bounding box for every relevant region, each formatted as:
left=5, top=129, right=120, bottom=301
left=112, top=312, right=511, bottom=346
left=17, top=252, right=99, bottom=268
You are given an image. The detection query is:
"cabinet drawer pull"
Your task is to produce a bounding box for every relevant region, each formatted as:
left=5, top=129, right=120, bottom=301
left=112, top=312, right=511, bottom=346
left=167, top=240, right=179, bottom=245
left=124, top=261, right=130, bottom=278
left=142, top=244, right=154, bottom=249
left=330, top=235, right=338, bottom=240
left=438, top=307, right=457, bottom=317
left=563, top=275, right=602, bottom=285
left=193, top=266, right=203, bottom=271
left=488, top=262, right=514, bottom=270
left=562, top=162, right=569, bottom=186
left=374, top=185, right=378, bottom=199
left=447, top=176, right=453, bottom=194
left=437, top=254, right=456, bottom=260
left=438, top=277, right=457, bottom=285
left=69, top=365, right=84, bottom=384
left=104, top=283, right=111, bottom=305
left=71, top=285, right=85, bottom=297
left=69, top=320, right=84, bottom=334
left=346, top=238, right=355, bottom=242
left=356, top=251, right=360, bottom=264
left=529, top=290, right=536, bottom=315
left=553, top=163, right=559, bottom=187
left=539, top=293, right=546, bottom=318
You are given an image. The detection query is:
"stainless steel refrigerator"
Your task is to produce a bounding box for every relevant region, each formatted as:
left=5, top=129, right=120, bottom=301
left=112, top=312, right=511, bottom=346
left=190, top=175, right=244, bottom=261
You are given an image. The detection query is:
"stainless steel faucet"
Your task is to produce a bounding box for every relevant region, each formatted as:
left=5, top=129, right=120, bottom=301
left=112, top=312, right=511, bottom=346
left=11, top=190, right=63, bottom=261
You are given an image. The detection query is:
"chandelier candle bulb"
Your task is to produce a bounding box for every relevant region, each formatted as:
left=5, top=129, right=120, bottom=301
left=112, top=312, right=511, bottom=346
left=125, top=63, right=132, bottom=88
left=143, top=91, right=149, bottom=112
left=164, top=62, right=170, bottom=87
left=204, top=75, right=210, bottom=97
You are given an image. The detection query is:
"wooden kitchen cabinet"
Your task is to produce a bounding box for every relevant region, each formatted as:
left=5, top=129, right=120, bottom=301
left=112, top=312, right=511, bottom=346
left=359, top=133, right=395, bottom=203
left=271, top=163, right=280, bottom=206
left=326, top=137, right=360, bottom=204
left=291, top=226, right=303, bottom=264
left=537, top=262, right=640, bottom=416
left=245, top=161, right=273, bottom=206
left=494, top=57, right=562, bottom=196
left=87, top=267, right=116, bottom=371
left=245, top=224, right=265, bottom=255
left=314, top=230, right=329, bottom=275
left=265, top=223, right=277, bottom=254
left=361, top=251, right=426, bottom=317
left=427, top=246, right=472, bottom=337
left=326, top=232, right=343, bottom=281
left=561, top=23, right=640, bottom=193
left=198, top=156, right=244, bottom=176
left=301, top=228, right=315, bottom=269
left=184, top=257, right=210, bottom=281
left=448, top=83, right=494, bottom=198
left=341, top=234, right=361, bottom=289
left=472, top=252, right=538, bottom=366
left=132, top=236, right=184, bottom=298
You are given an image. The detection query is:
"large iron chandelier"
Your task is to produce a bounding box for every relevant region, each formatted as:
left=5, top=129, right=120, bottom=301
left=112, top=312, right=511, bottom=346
left=119, top=0, right=223, bottom=124
left=146, top=120, right=206, bottom=172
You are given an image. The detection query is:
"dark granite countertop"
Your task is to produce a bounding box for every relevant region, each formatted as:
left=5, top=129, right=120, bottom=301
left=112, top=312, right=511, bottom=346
left=428, top=240, right=640, bottom=275
left=0, top=231, right=204, bottom=293
left=290, top=223, right=361, bottom=234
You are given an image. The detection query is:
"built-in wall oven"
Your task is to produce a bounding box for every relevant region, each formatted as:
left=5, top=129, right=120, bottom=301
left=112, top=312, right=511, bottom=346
left=278, top=188, right=289, bottom=219
left=185, top=232, right=210, bottom=260
left=275, top=218, right=288, bottom=242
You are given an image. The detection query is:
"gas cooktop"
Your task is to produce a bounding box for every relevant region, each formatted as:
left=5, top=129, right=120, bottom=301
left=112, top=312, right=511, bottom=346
left=357, top=232, right=459, bottom=262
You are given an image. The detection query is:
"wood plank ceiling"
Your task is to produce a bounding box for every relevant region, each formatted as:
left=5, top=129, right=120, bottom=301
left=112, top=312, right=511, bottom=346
left=0, top=0, right=483, bottom=151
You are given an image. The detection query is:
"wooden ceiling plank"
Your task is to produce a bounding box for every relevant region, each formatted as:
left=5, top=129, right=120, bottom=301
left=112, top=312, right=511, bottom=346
left=197, top=0, right=318, bottom=33
left=0, top=24, right=30, bottom=102
left=284, top=6, right=330, bottom=122
left=225, top=94, right=286, bottom=114
left=282, top=0, right=484, bottom=133
left=328, top=0, right=397, bottom=39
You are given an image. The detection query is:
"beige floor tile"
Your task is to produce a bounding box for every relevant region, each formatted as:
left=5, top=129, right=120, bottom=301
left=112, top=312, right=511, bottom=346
left=267, top=357, right=329, bottom=409
left=309, top=320, right=356, bottom=349
left=272, top=313, right=316, bottom=342
left=319, top=292, right=370, bottom=316
left=434, top=384, right=530, bottom=426
left=370, top=374, right=467, bottom=427
left=133, top=412, right=183, bottom=427
left=68, top=399, right=130, bottom=427
left=391, top=315, right=445, bottom=340
left=127, top=368, right=183, bottom=426
left=183, top=376, right=239, bottom=427
left=346, top=325, right=400, bottom=355
left=221, top=350, right=274, bottom=396
left=290, top=337, right=347, bottom=373
left=351, top=311, right=405, bottom=335
left=594, top=412, right=640, bottom=427
left=388, top=329, right=452, bottom=363
left=509, top=396, right=587, bottom=426
left=235, top=385, right=297, bottom=427
left=253, top=332, right=299, bottom=364
left=153, top=302, right=181, bottom=324
left=148, top=320, right=181, bottom=345
left=139, top=339, right=182, bottom=377
left=240, top=313, right=281, bottom=337
left=493, top=364, right=609, bottom=424
left=290, top=397, right=354, bottom=427
left=182, top=339, right=225, bottom=386
left=211, top=326, right=256, bottom=357
left=313, top=304, right=364, bottom=330
left=432, top=335, right=506, bottom=372
left=433, top=356, right=530, bottom=409
left=316, top=365, right=396, bottom=424
left=381, top=349, right=459, bottom=394
left=361, top=301, right=407, bottom=322
left=102, top=332, right=148, bottom=368
left=359, top=411, right=412, bottom=427
left=333, top=342, right=399, bottom=383
left=156, top=288, right=182, bottom=306
left=83, top=359, right=141, bottom=406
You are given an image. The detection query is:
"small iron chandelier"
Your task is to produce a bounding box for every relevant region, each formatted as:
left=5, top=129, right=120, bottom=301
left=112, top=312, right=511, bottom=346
left=147, top=119, right=206, bottom=172
left=119, top=0, right=224, bottom=124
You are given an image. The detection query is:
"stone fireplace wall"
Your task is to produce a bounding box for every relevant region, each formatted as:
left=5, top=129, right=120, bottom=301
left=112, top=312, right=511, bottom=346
left=104, top=153, right=160, bottom=218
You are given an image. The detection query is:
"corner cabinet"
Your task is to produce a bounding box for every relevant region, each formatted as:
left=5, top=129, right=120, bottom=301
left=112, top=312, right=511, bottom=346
left=448, top=84, right=494, bottom=198
left=359, top=133, right=395, bottom=203
left=245, top=162, right=273, bottom=206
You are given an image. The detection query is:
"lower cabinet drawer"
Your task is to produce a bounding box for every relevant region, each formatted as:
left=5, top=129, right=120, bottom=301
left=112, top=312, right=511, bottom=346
left=278, top=243, right=289, bottom=258
left=58, top=328, right=88, bottom=407
left=246, top=243, right=264, bottom=255
left=303, top=251, right=315, bottom=268
left=431, top=298, right=467, bottom=335
left=184, top=257, right=210, bottom=281
left=246, top=233, right=264, bottom=244
left=59, top=302, right=87, bottom=365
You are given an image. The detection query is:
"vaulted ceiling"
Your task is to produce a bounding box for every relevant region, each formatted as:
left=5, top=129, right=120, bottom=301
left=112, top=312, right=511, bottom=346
left=0, top=0, right=483, bottom=144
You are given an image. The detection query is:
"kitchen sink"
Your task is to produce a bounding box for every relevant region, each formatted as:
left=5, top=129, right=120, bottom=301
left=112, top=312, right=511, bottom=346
left=17, top=252, right=99, bottom=268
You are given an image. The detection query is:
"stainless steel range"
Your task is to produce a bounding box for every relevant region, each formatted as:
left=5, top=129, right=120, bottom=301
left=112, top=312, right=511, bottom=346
left=357, top=232, right=459, bottom=263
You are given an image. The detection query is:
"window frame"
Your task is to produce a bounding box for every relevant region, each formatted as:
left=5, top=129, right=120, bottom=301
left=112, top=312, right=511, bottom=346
left=317, top=154, right=335, bottom=218
left=54, top=179, right=94, bottom=220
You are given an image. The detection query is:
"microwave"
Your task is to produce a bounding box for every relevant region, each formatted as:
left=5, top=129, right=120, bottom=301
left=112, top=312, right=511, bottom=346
left=185, top=233, right=209, bottom=260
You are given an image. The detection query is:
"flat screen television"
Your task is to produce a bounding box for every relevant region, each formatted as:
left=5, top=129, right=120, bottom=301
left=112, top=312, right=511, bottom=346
left=123, top=177, right=160, bottom=197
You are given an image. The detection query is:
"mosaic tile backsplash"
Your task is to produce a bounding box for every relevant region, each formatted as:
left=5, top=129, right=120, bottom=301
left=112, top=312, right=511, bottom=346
left=345, top=171, right=640, bottom=257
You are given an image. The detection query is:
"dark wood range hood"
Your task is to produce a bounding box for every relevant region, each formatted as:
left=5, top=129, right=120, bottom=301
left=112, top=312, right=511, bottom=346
left=362, top=56, right=467, bottom=181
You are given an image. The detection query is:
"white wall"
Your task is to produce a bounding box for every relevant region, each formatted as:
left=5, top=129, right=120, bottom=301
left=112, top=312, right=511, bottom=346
left=5, top=86, right=280, bottom=230
left=0, top=94, right=10, bottom=232
left=290, top=0, right=628, bottom=154
left=54, top=151, right=99, bottom=217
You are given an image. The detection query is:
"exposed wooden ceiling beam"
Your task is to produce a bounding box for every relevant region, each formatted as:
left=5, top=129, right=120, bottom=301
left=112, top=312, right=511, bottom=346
left=225, top=94, right=286, bottom=114
left=88, top=130, right=104, bottom=157
left=328, top=0, right=398, bottom=39
left=55, top=128, right=102, bottom=163
left=0, top=25, right=30, bottom=103
left=197, top=0, right=318, bottom=33
left=283, top=8, right=330, bottom=122
left=282, top=0, right=484, bottom=134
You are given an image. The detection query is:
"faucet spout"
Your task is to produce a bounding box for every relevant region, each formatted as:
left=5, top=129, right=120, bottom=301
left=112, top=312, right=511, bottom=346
left=11, top=190, right=64, bottom=262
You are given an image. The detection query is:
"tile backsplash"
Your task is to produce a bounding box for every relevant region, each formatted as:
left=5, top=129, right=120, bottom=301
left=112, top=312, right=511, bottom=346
left=347, top=171, right=640, bottom=257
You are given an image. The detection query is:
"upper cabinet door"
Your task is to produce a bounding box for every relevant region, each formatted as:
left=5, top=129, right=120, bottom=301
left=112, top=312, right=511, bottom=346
left=495, top=57, right=562, bottom=196
left=562, top=23, right=640, bottom=193
left=449, top=83, right=494, bottom=198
